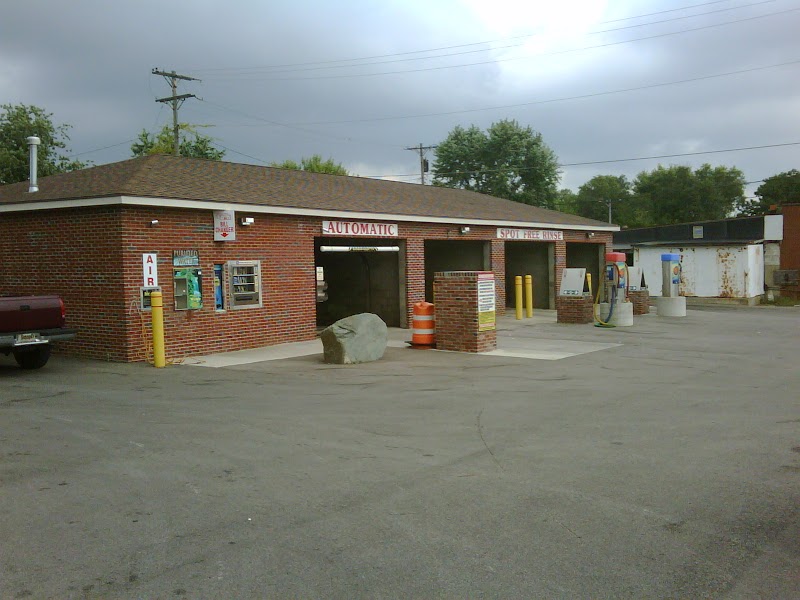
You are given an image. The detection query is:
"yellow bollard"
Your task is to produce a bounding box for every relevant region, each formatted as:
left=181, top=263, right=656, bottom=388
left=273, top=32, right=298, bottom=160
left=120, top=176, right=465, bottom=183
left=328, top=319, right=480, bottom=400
left=150, top=291, right=166, bottom=368
left=525, top=274, right=533, bottom=318
left=515, top=276, right=523, bottom=320
left=586, top=273, right=593, bottom=298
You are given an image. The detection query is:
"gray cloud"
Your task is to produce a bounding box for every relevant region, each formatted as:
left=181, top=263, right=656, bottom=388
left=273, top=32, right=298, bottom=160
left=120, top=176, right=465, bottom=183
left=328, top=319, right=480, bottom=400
left=1, top=0, right=798, bottom=197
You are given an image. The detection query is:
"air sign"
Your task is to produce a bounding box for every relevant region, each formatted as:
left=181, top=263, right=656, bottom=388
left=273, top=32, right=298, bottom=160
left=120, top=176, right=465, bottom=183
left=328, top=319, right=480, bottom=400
left=142, top=253, right=158, bottom=287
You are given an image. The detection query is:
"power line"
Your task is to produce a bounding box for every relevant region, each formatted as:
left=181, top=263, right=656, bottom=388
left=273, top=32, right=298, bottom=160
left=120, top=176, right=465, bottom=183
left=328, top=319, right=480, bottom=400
left=74, top=139, right=136, bottom=157
left=196, top=98, right=400, bottom=149
left=289, top=7, right=800, bottom=81
left=189, top=0, right=753, bottom=75
left=602, top=0, right=734, bottom=23
left=558, top=141, right=800, bottom=168
left=284, top=59, right=800, bottom=126
left=203, top=0, right=776, bottom=78
left=201, top=5, right=796, bottom=81
left=209, top=141, right=271, bottom=164
left=365, top=141, right=800, bottom=179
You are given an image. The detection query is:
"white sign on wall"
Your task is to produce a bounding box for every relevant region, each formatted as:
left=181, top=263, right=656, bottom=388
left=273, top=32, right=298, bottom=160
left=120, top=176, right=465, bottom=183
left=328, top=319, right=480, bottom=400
left=497, top=228, right=563, bottom=241
left=142, top=253, right=158, bottom=288
left=214, top=210, right=236, bottom=241
left=477, top=273, right=496, bottom=331
left=322, top=220, right=398, bottom=237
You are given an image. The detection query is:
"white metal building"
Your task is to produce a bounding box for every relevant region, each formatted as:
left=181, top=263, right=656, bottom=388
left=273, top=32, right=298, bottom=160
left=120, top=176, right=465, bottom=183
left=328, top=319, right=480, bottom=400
left=615, top=215, right=783, bottom=302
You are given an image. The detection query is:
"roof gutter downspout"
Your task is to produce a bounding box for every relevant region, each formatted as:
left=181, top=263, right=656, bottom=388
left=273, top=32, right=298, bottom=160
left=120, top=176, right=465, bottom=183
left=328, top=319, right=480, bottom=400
left=27, top=136, right=40, bottom=193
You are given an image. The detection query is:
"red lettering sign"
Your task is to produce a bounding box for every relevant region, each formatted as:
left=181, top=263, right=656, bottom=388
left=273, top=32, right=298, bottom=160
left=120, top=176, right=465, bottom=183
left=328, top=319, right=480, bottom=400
left=322, top=220, right=398, bottom=237
left=497, top=228, right=563, bottom=241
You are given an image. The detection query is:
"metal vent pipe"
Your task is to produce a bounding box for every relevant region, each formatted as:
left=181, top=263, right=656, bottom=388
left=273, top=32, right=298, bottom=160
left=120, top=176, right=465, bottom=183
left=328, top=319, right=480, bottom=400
left=27, top=136, right=40, bottom=193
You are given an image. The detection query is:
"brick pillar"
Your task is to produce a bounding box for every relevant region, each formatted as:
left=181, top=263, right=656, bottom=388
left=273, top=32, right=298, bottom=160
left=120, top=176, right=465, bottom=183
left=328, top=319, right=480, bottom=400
left=405, top=238, right=425, bottom=326
left=629, top=289, right=650, bottom=315
left=490, top=239, right=506, bottom=315
left=554, top=240, right=566, bottom=298
left=556, top=294, right=595, bottom=324
left=433, top=271, right=497, bottom=353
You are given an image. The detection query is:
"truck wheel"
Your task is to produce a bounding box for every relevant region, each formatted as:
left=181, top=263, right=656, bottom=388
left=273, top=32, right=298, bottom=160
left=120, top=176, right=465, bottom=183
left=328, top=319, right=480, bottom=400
left=13, top=345, right=52, bottom=369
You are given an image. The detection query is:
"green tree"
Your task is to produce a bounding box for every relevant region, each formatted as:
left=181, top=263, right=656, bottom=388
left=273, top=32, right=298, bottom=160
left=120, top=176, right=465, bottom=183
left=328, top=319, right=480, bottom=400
left=736, top=169, right=800, bottom=216
left=633, top=164, right=744, bottom=225
left=131, top=124, right=225, bottom=160
left=554, top=188, right=577, bottom=213
left=432, top=119, right=561, bottom=208
left=572, top=175, right=633, bottom=224
left=0, top=103, right=87, bottom=185
left=270, top=154, right=348, bottom=175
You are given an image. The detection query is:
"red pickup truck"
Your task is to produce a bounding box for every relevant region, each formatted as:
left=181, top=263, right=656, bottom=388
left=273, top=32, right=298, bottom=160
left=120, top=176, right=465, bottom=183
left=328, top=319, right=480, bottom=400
left=0, top=296, right=77, bottom=369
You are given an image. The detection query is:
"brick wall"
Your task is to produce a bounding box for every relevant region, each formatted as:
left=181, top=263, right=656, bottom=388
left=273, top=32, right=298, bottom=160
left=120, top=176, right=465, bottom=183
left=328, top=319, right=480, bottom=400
left=629, top=289, right=651, bottom=315
left=1, top=203, right=612, bottom=361
left=490, top=239, right=506, bottom=309
left=0, top=206, right=129, bottom=360
left=433, top=271, right=497, bottom=352
left=399, top=223, right=511, bottom=325
left=120, top=206, right=319, bottom=362
left=780, top=205, right=800, bottom=298
left=556, top=295, right=594, bottom=324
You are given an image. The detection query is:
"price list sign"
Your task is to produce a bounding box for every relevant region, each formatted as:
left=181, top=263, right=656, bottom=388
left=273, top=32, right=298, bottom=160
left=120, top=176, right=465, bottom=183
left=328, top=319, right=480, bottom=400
left=477, top=274, right=496, bottom=331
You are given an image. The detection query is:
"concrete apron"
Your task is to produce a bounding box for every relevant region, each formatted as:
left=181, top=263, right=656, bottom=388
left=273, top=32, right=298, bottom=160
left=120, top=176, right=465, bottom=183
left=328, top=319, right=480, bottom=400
left=182, top=310, right=621, bottom=368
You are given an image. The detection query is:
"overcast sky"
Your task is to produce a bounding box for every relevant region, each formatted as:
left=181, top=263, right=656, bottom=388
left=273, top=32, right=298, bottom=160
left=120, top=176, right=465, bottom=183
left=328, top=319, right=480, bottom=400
left=2, top=0, right=798, bottom=200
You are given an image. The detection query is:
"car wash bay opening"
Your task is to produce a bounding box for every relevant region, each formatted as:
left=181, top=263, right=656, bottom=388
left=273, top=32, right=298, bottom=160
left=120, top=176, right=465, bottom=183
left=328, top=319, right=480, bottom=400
left=424, top=240, right=490, bottom=302
left=315, top=238, right=405, bottom=328
left=502, top=233, right=603, bottom=309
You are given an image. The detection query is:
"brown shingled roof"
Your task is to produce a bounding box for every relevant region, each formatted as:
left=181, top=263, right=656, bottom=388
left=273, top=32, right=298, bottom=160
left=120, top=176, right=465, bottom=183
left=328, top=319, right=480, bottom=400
left=0, top=154, right=613, bottom=228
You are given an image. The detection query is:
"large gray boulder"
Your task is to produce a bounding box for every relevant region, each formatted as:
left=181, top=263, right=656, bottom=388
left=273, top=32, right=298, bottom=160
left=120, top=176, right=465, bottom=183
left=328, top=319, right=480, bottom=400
left=320, top=313, right=388, bottom=364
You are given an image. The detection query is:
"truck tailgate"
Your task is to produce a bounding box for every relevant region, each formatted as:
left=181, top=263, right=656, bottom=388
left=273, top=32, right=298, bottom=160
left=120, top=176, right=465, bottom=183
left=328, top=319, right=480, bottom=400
left=0, top=296, right=65, bottom=333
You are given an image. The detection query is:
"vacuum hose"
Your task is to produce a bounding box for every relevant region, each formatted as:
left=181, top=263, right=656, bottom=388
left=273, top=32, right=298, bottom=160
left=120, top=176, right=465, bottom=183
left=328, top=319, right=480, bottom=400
left=594, top=283, right=616, bottom=328
left=593, top=263, right=629, bottom=328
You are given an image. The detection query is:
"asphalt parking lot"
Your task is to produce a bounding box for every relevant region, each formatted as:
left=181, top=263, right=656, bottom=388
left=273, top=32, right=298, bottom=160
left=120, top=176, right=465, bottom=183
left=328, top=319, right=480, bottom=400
left=1, top=306, right=798, bottom=599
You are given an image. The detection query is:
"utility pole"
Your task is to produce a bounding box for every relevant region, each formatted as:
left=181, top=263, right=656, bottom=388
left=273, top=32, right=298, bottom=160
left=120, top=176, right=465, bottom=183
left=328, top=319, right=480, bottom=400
left=405, top=143, right=437, bottom=185
left=152, top=68, right=200, bottom=156
left=599, top=198, right=619, bottom=224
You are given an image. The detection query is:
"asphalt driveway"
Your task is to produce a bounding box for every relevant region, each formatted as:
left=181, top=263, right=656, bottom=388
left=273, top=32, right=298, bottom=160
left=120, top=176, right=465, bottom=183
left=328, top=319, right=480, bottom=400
left=1, top=307, right=798, bottom=598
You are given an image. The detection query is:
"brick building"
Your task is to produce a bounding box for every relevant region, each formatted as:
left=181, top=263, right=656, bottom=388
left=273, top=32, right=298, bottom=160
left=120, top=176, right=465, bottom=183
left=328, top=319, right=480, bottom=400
left=0, top=155, right=615, bottom=361
left=778, top=204, right=800, bottom=298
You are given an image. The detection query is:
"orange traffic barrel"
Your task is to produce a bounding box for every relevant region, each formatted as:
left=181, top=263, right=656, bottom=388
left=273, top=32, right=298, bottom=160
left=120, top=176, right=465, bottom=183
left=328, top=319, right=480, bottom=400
left=410, top=301, right=435, bottom=348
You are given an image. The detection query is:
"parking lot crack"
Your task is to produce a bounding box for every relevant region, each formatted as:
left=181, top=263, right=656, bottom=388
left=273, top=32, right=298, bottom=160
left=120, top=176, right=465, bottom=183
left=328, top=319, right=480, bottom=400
left=476, top=409, right=503, bottom=471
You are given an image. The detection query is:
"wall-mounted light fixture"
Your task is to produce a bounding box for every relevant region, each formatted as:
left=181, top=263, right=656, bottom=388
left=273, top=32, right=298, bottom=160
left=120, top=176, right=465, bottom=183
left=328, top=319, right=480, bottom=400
left=149, top=219, right=159, bottom=227
left=586, top=231, right=595, bottom=239
left=240, top=217, right=255, bottom=226
left=460, top=226, right=471, bottom=234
